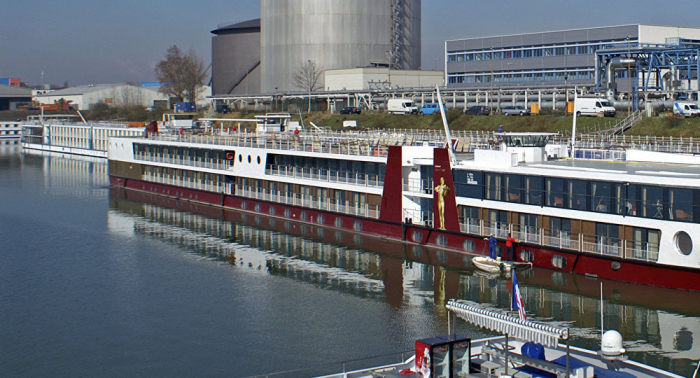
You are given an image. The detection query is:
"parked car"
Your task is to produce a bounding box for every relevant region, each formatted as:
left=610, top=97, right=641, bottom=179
left=340, top=106, right=361, bottom=115
left=502, top=106, right=531, bottom=116
left=464, top=106, right=490, bottom=115
left=419, top=103, right=441, bottom=115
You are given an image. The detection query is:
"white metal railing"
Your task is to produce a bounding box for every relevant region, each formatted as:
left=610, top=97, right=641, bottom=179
left=136, top=151, right=231, bottom=171
left=234, top=185, right=381, bottom=219
left=143, top=172, right=224, bottom=194
left=456, top=218, right=659, bottom=261
left=404, top=178, right=433, bottom=194
left=266, top=165, right=384, bottom=188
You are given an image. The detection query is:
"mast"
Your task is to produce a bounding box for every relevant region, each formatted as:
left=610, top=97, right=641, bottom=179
left=436, top=85, right=456, bottom=165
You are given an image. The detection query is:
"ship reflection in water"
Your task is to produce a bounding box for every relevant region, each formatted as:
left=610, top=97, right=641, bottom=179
left=109, top=187, right=700, bottom=377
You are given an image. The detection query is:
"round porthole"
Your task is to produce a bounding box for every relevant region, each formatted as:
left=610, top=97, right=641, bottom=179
left=675, top=231, right=693, bottom=256
left=353, top=221, right=362, bottom=231
left=257, top=156, right=261, bottom=164
left=284, top=209, right=291, bottom=218
left=463, top=239, right=475, bottom=252
left=269, top=206, right=276, bottom=215
left=335, top=217, right=343, bottom=227
left=519, top=249, right=534, bottom=263
left=300, top=212, right=308, bottom=221
left=317, top=214, right=325, bottom=225
left=552, top=255, right=567, bottom=269
left=436, top=235, right=448, bottom=247
left=248, top=155, right=252, bottom=163
left=241, top=201, right=248, bottom=210
left=412, top=231, right=423, bottom=243
left=238, top=154, right=242, bottom=163
left=611, top=261, right=621, bottom=271
left=254, top=204, right=261, bottom=212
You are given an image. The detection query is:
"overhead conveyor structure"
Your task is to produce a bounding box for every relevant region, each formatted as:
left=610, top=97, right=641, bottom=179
left=596, top=38, right=700, bottom=111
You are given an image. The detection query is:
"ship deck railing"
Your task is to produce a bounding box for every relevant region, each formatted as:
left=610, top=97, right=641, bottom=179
left=136, top=152, right=231, bottom=171
left=576, top=134, right=700, bottom=155
left=266, top=165, right=384, bottom=188
left=235, top=186, right=381, bottom=220
left=459, top=219, right=659, bottom=262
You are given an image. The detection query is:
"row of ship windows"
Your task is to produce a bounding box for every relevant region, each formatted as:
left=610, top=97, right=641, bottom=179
left=446, top=40, right=633, bottom=62
left=453, top=171, right=698, bottom=223
left=448, top=69, right=594, bottom=84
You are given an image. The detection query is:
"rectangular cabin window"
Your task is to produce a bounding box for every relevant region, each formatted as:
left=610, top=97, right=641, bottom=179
left=460, top=206, right=479, bottom=223
left=668, top=188, right=693, bottom=222
left=632, top=227, right=660, bottom=260
left=567, top=180, right=587, bottom=210
left=525, top=176, right=543, bottom=206
left=625, top=184, right=639, bottom=216
left=518, top=213, right=539, bottom=235
left=453, top=170, right=483, bottom=199
left=549, top=217, right=571, bottom=238
left=505, top=175, right=522, bottom=203
left=641, top=186, right=664, bottom=219
left=546, top=178, right=564, bottom=208
left=596, top=222, right=620, bottom=256
left=591, top=181, right=612, bottom=213
left=485, top=173, right=502, bottom=201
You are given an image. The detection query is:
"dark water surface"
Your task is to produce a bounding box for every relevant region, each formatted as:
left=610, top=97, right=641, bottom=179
left=1, top=147, right=698, bottom=377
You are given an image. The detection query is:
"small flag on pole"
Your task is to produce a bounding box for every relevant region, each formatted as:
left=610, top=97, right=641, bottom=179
left=512, top=271, right=527, bottom=321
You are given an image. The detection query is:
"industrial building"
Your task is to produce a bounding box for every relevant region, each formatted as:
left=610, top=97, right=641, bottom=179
left=445, top=24, right=700, bottom=110
left=324, top=67, right=442, bottom=91
left=211, top=0, right=422, bottom=95
left=0, top=84, right=32, bottom=111
left=33, top=84, right=169, bottom=110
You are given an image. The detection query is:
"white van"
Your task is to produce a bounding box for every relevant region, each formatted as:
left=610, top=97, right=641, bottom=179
left=574, top=97, right=616, bottom=117
left=387, top=99, right=418, bottom=115
left=673, top=102, right=700, bottom=118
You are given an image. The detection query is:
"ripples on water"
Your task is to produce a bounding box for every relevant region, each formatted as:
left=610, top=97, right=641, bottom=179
left=0, top=147, right=698, bottom=377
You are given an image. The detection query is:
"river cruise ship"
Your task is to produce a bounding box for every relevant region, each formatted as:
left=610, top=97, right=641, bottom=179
left=107, top=119, right=700, bottom=291
left=22, top=115, right=146, bottom=157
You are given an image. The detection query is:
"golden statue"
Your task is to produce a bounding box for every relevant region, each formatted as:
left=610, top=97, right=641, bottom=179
left=434, top=177, right=450, bottom=230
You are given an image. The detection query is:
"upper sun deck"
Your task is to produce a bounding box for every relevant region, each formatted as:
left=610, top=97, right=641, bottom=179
left=137, top=129, right=457, bottom=158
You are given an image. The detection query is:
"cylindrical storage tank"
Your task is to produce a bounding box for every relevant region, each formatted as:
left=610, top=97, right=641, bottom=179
left=211, top=19, right=261, bottom=95
left=261, top=0, right=421, bottom=93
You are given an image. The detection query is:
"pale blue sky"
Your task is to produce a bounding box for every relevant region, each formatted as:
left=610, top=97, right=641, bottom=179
left=1, top=0, right=698, bottom=87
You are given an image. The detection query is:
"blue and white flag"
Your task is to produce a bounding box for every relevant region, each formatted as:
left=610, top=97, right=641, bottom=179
left=512, top=271, right=527, bottom=321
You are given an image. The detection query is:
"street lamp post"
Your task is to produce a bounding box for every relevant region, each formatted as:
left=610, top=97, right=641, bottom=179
left=489, top=47, right=494, bottom=111
left=308, top=60, right=312, bottom=113
left=564, top=50, right=568, bottom=112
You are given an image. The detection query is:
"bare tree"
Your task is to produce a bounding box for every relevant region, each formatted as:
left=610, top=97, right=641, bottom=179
left=155, top=45, right=207, bottom=105
left=182, top=49, right=208, bottom=103
left=293, top=60, right=323, bottom=112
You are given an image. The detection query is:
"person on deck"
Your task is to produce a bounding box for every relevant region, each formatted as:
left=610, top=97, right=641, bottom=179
left=486, top=234, right=497, bottom=259
left=506, top=233, right=517, bottom=261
